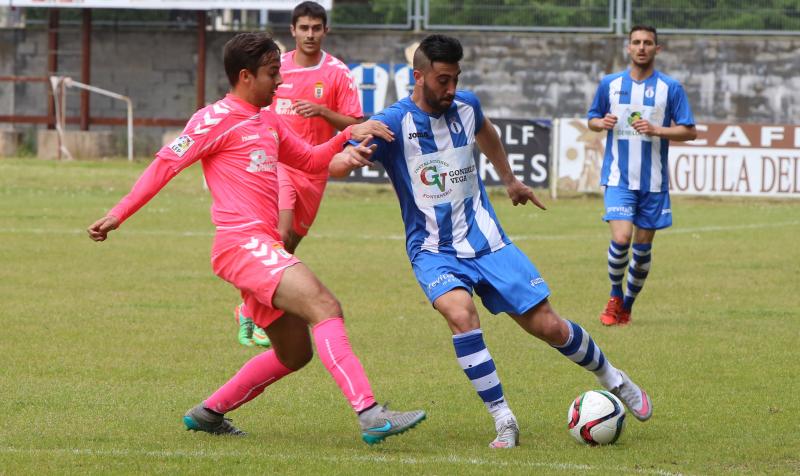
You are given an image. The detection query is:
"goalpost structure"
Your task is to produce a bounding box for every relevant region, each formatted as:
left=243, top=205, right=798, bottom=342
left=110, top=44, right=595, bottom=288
left=50, top=76, right=134, bottom=161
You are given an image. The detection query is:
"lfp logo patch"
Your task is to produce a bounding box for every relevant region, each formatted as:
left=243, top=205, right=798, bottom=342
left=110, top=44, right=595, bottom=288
left=169, top=135, right=195, bottom=157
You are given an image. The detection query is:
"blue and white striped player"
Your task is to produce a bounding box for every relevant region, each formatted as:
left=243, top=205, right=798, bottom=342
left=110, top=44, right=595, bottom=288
left=332, top=34, right=653, bottom=448
left=588, top=25, right=696, bottom=326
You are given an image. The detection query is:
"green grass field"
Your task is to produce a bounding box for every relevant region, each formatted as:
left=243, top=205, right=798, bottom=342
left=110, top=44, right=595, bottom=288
left=1, top=158, right=798, bottom=475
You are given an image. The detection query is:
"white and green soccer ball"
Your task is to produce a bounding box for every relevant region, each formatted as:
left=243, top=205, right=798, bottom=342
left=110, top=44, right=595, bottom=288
left=567, top=390, right=626, bottom=445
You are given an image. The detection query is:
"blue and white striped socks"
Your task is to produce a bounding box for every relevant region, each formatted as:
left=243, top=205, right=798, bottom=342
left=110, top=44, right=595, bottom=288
left=624, top=243, right=652, bottom=310
left=554, top=320, right=622, bottom=390
left=608, top=240, right=630, bottom=298
left=453, top=329, right=513, bottom=422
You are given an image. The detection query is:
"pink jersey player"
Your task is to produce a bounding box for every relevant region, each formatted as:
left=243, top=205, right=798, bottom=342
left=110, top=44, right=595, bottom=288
left=88, top=32, right=423, bottom=444
left=273, top=50, right=362, bottom=152
left=272, top=49, right=362, bottom=245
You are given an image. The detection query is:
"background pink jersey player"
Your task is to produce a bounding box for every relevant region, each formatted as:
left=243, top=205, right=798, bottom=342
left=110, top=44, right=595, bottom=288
left=273, top=49, right=362, bottom=154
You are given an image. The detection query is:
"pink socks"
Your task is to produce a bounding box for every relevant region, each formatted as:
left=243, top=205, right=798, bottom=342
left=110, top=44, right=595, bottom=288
left=204, top=350, right=293, bottom=413
left=204, top=317, right=376, bottom=415
left=312, top=317, right=376, bottom=413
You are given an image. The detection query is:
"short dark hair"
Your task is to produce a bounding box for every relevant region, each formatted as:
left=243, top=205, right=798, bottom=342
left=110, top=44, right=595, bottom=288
left=413, top=34, right=463, bottom=70
left=223, top=32, right=280, bottom=87
left=292, top=1, right=327, bottom=27
left=629, top=24, right=658, bottom=44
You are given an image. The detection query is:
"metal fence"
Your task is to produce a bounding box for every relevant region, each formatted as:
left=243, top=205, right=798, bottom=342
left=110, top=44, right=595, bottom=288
left=330, top=0, right=800, bottom=36
left=4, top=1, right=800, bottom=35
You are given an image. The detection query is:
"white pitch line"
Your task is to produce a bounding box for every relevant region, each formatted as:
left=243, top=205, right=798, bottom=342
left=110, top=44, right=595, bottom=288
left=0, top=446, right=688, bottom=476
left=1, top=220, right=797, bottom=242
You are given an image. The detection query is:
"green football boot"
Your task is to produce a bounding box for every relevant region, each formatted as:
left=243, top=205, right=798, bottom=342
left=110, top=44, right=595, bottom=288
left=234, top=304, right=255, bottom=347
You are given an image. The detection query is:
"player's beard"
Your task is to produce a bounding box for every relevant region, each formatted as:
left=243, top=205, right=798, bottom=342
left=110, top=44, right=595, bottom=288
left=422, top=83, right=454, bottom=114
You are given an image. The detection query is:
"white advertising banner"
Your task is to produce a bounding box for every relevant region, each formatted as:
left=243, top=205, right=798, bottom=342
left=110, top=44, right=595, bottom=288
left=6, top=0, right=330, bottom=10
left=555, top=119, right=800, bottom=198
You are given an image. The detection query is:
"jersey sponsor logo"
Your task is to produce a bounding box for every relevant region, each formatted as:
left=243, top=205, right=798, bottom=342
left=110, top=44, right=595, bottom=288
left=241, top=134, right=259, bottom=142
left=314, top=81, right=324, bottom=99
left=278, top=83, right=293, bottom=89
left=530, top=277, right=545, bottom=287
left=613, top=90, right=629, bottom=96
left=274, top=98, right=297, bottom=116
left=246, top=149, right=277, bottom=173
left=420, top=165, right=448, bottom=192
left=627, top=111, right=643, bottom=125
left=169, top=135, right=195, bottom=157
left=408, top=131, right=430, bottom=140
left=408, top=145, right=478, bottom=206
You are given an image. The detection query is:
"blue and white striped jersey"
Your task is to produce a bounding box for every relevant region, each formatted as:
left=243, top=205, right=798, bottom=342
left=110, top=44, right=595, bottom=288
left=588, top=69, right=695, bottom=192
left=368, top=90, right=511, bottom=261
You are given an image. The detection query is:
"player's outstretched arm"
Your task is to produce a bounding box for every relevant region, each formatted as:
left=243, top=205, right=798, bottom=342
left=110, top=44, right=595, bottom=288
left=87, top=215, right=120, bottom=242
left=475, top=117, right=546, bottom=210
left=329, top=138, right=377, bottom=178
left=350, top=119, right=394, bottom=143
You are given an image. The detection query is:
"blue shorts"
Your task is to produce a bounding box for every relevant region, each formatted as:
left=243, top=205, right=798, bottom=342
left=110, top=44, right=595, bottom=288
left=603, top=186, right=672, bottom=230
left=411, top=244, right=551, bottom=316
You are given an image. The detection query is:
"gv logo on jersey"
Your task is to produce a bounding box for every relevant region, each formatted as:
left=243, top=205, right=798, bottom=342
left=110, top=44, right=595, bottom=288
left=314, top=81, right=324, bottom=99
left=420, top=165, right=448, bottom=192
left=627, top=111, right=643, bottom=125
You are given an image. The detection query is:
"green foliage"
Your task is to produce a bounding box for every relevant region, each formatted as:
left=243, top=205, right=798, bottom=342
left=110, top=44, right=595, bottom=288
left=632, top=0, right=800, bottom=31
left=332, top=0, right=411, bottom=26
left=1, top=159, right=798, bottom=474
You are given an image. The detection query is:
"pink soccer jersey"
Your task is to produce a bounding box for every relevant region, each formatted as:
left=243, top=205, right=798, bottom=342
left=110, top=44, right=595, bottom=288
left=108, top=93, right=350, bottom=234
left=271, top=50, right=362, bottom=176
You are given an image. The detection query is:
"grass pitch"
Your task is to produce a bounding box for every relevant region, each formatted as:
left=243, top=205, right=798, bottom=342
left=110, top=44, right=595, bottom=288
left=1, top=158, right=798, bottom=475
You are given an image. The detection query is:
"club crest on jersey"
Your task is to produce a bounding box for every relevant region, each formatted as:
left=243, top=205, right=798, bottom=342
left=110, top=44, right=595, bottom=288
left=314, top=81, right=324, bottom=99
left=169, top=135, right=195, bottom=157
left=267, top=127, right=279, bottom=143
left=449, top=118, right=463, bottom=135
left=420, top=165, right=448, bottom=192
left=645, top=86, right=655, bottom=98
left=272, top=242, right=293, bottom=258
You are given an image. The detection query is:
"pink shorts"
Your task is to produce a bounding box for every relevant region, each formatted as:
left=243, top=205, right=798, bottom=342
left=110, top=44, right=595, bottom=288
left=278, top=164, right=327, bottom=237
left=211, top=227, right=301, bottom=329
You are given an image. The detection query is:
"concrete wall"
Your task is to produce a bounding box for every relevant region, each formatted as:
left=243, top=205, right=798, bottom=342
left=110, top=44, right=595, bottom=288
left=2, top=27, right=799, bottom=156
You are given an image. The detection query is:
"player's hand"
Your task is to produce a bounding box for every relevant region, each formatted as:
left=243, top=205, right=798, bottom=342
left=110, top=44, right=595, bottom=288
left=343, top=137, right=377, bottom=166
left=350, top=120, right=394, bottom=143
left=293, top=100, right=324, bottom=118
left=631, top=119, right=660, bottom=136
left=506, top=179, right=546, bottom=210
left=329, top=138, right=377, bottom=177
left=599, top=114, right=618, bottom=130
left=87, top=215, right=120, bottom=242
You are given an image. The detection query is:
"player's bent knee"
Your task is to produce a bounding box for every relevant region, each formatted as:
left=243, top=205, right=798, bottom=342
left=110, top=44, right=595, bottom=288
left=275, top=347, right=313, bottom=371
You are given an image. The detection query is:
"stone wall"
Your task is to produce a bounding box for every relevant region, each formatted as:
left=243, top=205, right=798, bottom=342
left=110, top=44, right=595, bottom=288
left=2, top=26, right=799, bottom=156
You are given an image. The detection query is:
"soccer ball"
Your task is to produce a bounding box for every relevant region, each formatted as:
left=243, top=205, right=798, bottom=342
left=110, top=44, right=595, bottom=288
left=567, top=390, right=626, bottom=445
